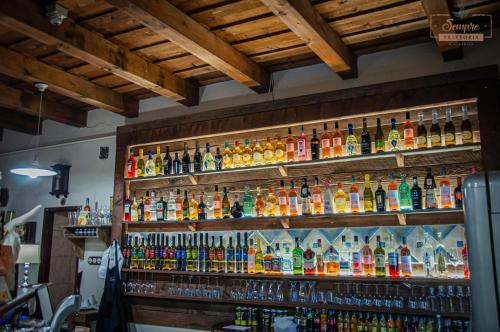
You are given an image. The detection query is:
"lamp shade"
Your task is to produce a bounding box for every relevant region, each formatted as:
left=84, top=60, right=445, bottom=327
left=16, top=244, right=41, bottom=264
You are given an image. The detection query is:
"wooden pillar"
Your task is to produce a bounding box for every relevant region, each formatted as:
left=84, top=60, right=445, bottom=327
left=111, top=130, right=130, bottom=242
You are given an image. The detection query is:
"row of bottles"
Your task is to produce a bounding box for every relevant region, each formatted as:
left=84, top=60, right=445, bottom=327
left=126, top=107, right=474, bottom=178
left=123, top=169, right=463, bottom=222
left=122, top=231, right=469, bottom=279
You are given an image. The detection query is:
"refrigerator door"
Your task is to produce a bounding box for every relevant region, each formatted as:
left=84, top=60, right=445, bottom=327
left=464, top=172, right=500, bottom=331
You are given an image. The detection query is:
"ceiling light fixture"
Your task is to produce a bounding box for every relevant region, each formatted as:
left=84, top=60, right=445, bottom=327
left=10, top=83, right=57, bottom=179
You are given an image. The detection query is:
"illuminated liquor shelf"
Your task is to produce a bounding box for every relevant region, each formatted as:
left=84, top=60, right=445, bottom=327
left=124, top=144, right=481, bottom=189
left=122, top=208, right=463, bottom=232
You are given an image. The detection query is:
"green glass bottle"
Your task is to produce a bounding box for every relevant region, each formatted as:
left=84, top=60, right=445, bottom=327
left=374, top=236, right=386, bottom=277
left=292, top=237, right=304, bottom=275
left=243, top=186, right=254, bottom=217
left=399, top=174, right=412, bottom=211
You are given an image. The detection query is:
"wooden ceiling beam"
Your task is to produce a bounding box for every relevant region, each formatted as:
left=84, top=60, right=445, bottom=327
left=106, top=0, right=270, bottom=92
left=0, top=0, right=198, bottom=106
left=420, top=0, right=463, bottom=61
left=260, top=0, right=357, bottom=79
left=0, top=107, right=41, bottom=136
left=0, top=46, right=138, bottom=117
left=0, top=83, right=87, bottom=128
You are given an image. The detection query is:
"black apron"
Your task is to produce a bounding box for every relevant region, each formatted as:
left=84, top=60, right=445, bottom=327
left=96, top=241, right=127, bottom=332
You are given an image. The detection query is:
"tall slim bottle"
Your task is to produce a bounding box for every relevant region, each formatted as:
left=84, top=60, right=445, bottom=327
left=173, top=152, right=180, bottom=175
left=430, top=110, right=442, bottom=147
left=292, top=237, right=304, bottom=275
left=424, top=167, right=437, bottom=209
left=193, top=142, right=202, bottom=172
left=163, top=146, right=172, bottom=175
left=388, top=174, right=400, bottom=211
left=216, top=236, right=226, bottom=273
left=361, top=236, right=373, bottom=276
left=349, top=176, right=360, bottom=213
left=363, top=174, right=374, bottom=212
left=286, top=127, right=295, bottom=162
left=312, top=177, right=323, bottom=215
left=233, top=141, right=243, bottom=168
left=332, top=121, right=343, bottom=157
left=252, top=139, right=264, bottom=166
left=127, top=148, right=136, bottom=178
left=136, top=148, right=145, bottom=177
left=375, top=179, right=386, bottom=212
left=266, top=186, right=277, bottom=217
left=255, top=239, right=264, bottom=274
left=461, top=105, right=473, bottom=144
left=410, top=176, right=422, bottom=210
left=334, top=182, right=347, bottom=213
left=345, top=123, right=357, bottom=156
left=202, top=143, right=216, bottom=171
left=454, top=177, right=463, bottom=209
left=387, top=118, right=401, bottom=152
left=222, top=187, right=231, bottom=218
left=310, top=129, right=320, bottom=160
left=316, top=239, right=325, bottom=276
left=247, top=238, right=256, bottom=274
left=374, top=236, right=386, bottom=277
left=321, top=122, right=331, bottom=159
left=444, top=108, right=456, bottom=146
left=416, top=111, right=428, bottom=149
left=155, top=146, right=163, bottom=175
left=226, top=236, right=235, bottom=273
left=303, top=242, right=316, bottom=276
left=209, top=236, right=217, bottom=272
left=300, top=177, right=311, bottom=216
left=242, top=139, right=253, bottom=167
left=351, top=236, right=362, bottom=276
left=339, top=235, right=351, bottom=276
left=235, top=233, right=242, bottom=273
left=288, top=180, right=299, bottom=216
left=263, top=137, right=275, bottom=164
left=213, top=185, right=222, bottom=219
left=278, top=180, right=289, bottom=216
left=403, top=112, right=415, bottom=150
left=360, top=117, right=371, bottom=154
left=222, top=142, right=232, bottom=169
left=182, top=143, right=191, bottom=174
left=375, top=118, right=385, bottom=153
left=400, top=236, right=412, bottom=277
left=242, top=233, right=249, bottom=273
left=275, top=136, right=285, bottom=163
left=423, top=232, right=435, bottom=277
left=387, top=235, right=399, bottom=278
left=297, top=125, right=307, bottom=161
left=399, top=174, right=412, bottom=211
left=145, top=151, right=156, bottom=176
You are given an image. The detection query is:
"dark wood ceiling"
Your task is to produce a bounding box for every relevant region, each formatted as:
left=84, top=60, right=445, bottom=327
left=0, top=0, right=498, bottom=135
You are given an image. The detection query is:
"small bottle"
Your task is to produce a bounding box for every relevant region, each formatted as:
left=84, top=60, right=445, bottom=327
left=430, top=110, right=442, bottom=147
left=332, top=121, right=343, bottom=157
left=444, top=108, right=456, bottom=146
left=222, top=142, right=233, bottom=169
left=410, top=176, right=422, bottom=210
left=233, top=141, right=243, bottom=167
left=363, top=174, right=374, bottom=212
left=403, top=112, right=414, bottom=150
left=242, top=139, right=253, bottom=167
left=345, top=123, right=357, bottom=155
left=374, top=236, right=386, bottom=277
left=286, top=127, right=295, bottom=162
left=325, top=245, right=340, bottom=275
left=461, top=105, right=473, bottom=144
left=375, top=118, right=385, bottom=153
left=297, top=125, right=307, bottom=161
left=263, top=137, right=275, bottom=164
left=349, top=176, right=360, bottom=213
left=334, top=182, right=347, bottom=213
left=252, top=138, right=264, bottom=166
left=400, top=236, right=412, bottom=277
left=416, top=111, right=428, bottom=149
left=288, top=180, right=299, bottom=216
left=360, top=117, right=371, bottom=154
left=182, top=143, right=191, bottom=174
left=387, top=118, right=401, bottom=151
left=375, top=179, right=386, bottom=212
left=399, top=174, right=412, bottom=211
left=388, top=173, right=400, bottom=211
left=361, top=236, right=373, bottom=276
left=321, top=122, right=331, bottom=159
left=454, top=176, right=463, bottom=209
left=275, top=136, right=285, bottom=162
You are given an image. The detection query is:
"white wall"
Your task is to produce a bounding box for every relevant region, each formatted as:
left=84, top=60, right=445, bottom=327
left=0, top=36, right=499, bottom=332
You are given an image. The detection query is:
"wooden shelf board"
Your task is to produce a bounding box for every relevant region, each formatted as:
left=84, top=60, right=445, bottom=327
left=123, top=209, right=463, bottom=232
left=64, top=224, right=112, bottom=229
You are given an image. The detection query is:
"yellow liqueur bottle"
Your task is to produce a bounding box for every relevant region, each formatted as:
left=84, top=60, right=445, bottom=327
left=363, top=174, right=374, bottom=212
left=275, top=136, right=285, bottom=163
left=430, top=110, right=442, bottom=147
left=263, top=137, right=275, bottom=164
left=189, top=193, right=198, bottom=220
left=233, top=141, right=243, bottom=167
left=255, top=239, right=264, bottom=274
left=266, top=186, right=277, bottom=217
left=222, top=142, right=233, bottom=169
left=252, top=139, right=264, bottom=166
left=155, top=146, right=163, bottom=175
left=136, top=148, right=145, bottom=177
left=334, top=182, right=347, bottom=213
left=242, top=139, right=253, bottom=167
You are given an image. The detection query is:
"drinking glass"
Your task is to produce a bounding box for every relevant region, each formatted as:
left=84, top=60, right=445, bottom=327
left=307, top=281, right=317, bottom=304
left=258, top=280, right=267, bottom=301
left=276, top=282, right=284, bottom=302
left=298, top=282, right=307, bottom=303
left=267, top=281, right=275, bottom=302
left=289, top=281, right=299, bottom=303
left=448, top=247, right=462, bottom=277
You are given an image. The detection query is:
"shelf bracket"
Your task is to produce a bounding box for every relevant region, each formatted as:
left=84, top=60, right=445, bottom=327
left=397, top=213, right=407, bottom=225
left=188, top=222, right=197, bottom=232
left=188, top=174, right=198, bottom=185
left=278, top=165, right=288, bottom=177
left=280, top=218, right=290, bottom=229
left=395, top=153, right=405, bottom=167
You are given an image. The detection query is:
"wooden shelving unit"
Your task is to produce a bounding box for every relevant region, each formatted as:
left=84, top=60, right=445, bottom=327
left=63, top=225, right=112, bottom=258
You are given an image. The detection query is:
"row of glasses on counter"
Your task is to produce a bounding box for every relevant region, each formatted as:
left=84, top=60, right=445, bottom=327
left=123, top=230, right=469, bottom=279
left=126, top=107, right=475, bottom=178
left=123, top=167, right=465, bottom=222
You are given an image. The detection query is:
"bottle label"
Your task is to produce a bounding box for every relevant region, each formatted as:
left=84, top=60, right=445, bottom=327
left=247, top=256, right=255, bottom=271
left=213, top=200, right=221, bottom=209
left=431, top=134, right=441, bottom=144
left=286, top=143, right=294, bottom=152
left=462, top=131, right=473, bottom=140
left=340, top=259, right=350, bottom=270
left=127, top=161, right=132, bottom=173
left=266, top=202, right=274, bottom=213
left=348, top=143, right=355, bottom=155
left=282, top=259, right=292, bottom=272
left=390, top=139, right=398, bottom=149
left=350, top=193, right=359, bottom=209
left=189, top=207, right=196, bottom=215
left=242, top=153, right=251, bottom=163
left=157, top=208, right=164, bottom=220
left=388, top=252, right=398, bottom=267
left=323, top=198, right=333, bottom=214
left=167, top=202, right=176, bottom=211
left=401, top=255, right=412, bottom=273
left=293, top=255, right=302, bottom=269
left=271, top=258, right=282, bottom=272
left=335, top=198, right=345, bottom=210
left=313, top=193, right=322, bottom=204
left=426, top=189, right=436, bottom=208
left=445, top=133, right=455, bottom=143
left=289, top=197, right=298, bottom=212
left=297, top=138, right=306, bottom=157
left=252, top=152, right=262, bottom=162
left=375, top=254, right=385, bottom=269
left=441, top=186, right=451, bottom=205
left=303, top=257, right=315, bottom=270
left=275, top=149, right=284, bottom=158
left=264, top=260, right=272, bottom=272
left=223, top=155, right=230, bottom=164
left=333, top=137, right=342, bottom=147
left=388, top=190, right=399, bottom=208
left=263, top=150, right=273, bottom=160
left=144, top=204, right=150, bottom=212
left=124, top=203, right=131, bottom=214
left=404, top=128, right=414, bottom=139
left=363, top=254, right=372, bottom=265
left=352, top=252, right=361, bottom=272
left=321, top=139, right=330, bottom=148
left=417, top=136, right=427, bottom=145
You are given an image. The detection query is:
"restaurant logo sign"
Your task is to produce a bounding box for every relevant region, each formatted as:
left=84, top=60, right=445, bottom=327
left=430, top=10, right=492, bottom=44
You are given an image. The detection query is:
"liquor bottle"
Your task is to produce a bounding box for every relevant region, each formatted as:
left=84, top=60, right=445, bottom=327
left=430, top=110, right=442, bottom=147
left=300, top=177, right=311, bottom=215
left=165, top=191, right=175, bottom=221
left=424, top=167, right=437, bottom=209
left=127, top=148, right=136, bottom=178
left=198, top=234, right=206, bottom=272
left=240, top=138, right=252, bottom=167
left=454, top=176, right=463, bottom=209
left=374, top=236, right=386, bottom=277
left=242, top=233, right=249, bottom=273
left=186, top=235, right=193, bottom=271
left=222, top=142, right=233, bottom=169
left=175, top=234, right=182, bottom=270
left=209, top=236, right=217, bottom=272
left=174, top=189, right=182, bottom=221
left=291, top=237, right=304, bottom=275
left=399, top=174, right=412, bottom=211
left=214, top=147, right=223, bottom=170
left=255, top=239, right=264, bottom=274
left=297, top=125, right=307, bottom=161
left=189, top=193, right=198, bottom=220
left=139, top=237, right=146, bottom=270
left=282, top=245, right=293, bottom=274
left=213, top=185, right=222, bottom=219
left=316, top=239, right=325, bottom=275
left=288, top=180, right=299, bottom=216
left=235, top=233, right=242, bottom=273
left=123, top=235, right=131, bottom=268
left=156, top=195, right=165, bottom=221
left=360, top=117, right=372, bottom=154
left=311, top=128, right=320, bottom=160
left=198, top=194, right=207, bottom=220
left=181, top=234, right=188, bottom=271
left=323, top=180, right=333, bottom=214
left=193, top=142, right=202, bottom=172
left=410, top=176, right=422, bottom=210
left=387, top=118, right=401, bottom=151
left=131, top=195, right=138, bottom=222
left=173, top=152, right=181, bottom=175
left=272, top=243, right=283, bottom=275
left=339, top=235, right=351, bottom=276
left=202, top=143, right=216, bottom=171
left=168, top=236, right=176, bottom=271
left=193, top=234, right=200, bottom=272
left=137, top=196, right=144, bottom=222
left=254, top=187, right=265, bottom=217
left=423, top=232, right=435, bottom=277
left=400, top=236, right=412, bottom=277
left=233, top=141, right=243, bottom=168
left=149, top=191, right=157, bottom=221
left=163, top=146, right=172, bottom=175
left=130, top=237, right=138, bottom=269
left=388, top=174, right=400, bottom=211
left=286, top=127, right=295, bottom=162
left=462, top=242, right=469, bottom=279
left=144, top=191, right=151, bottom=222
left=155, top=146, right=163, bottom=175
left=444, top=108, right=456, bottom=146
left=136, top=148, right=145, bottom=177
left=226, top=236, right=235, bottom=273
left=311, top=177, right=323, bottom=215
left=435, top=232, right=447, bottom=277
left=203, top=234, right=210, bottom=272
left=387, top=235, right=399, bottom=278
left=124, top=191, right=132, bottom=222
left=182, top=143, right=191, bottom=173
left=349, top=176, right=360, bottom=213
left=182, top=191, right=189, bottom=220
left=375, top=179, right=386, bottom=212
left=247, top=238, right=256, bottom=274
left=303, top=242, right=316, bottom=275
left=416, top=111, right=428, bottom=149
left=231, top=195, right=244, bottom=218
left=273, top=135, right=285, bottom=163
left=325, top=245, right=340, bottom=275
left=162, top=235, right=169, bottom=270
left=263, top=137, right=275, bottom=164
left=403, top=112, right=415, bottom=150
left=145, top=150, right=156, bottom=176
left=252, top=138, right=264, bottom=166
left=278, top=180, right=288, bottom=216
left=266, top=186, right=277, bottom=217
left=242, top=186, right=253, bottom=217
left=222, top=187, right=231, bottom=218
left=361, top=236, right=373, bottom=276
left=332, top=121, right=343, bottom=157
left=334, top=182, right=347, bottom=213
left=346, top=123, right=357, bottom=155
left=159, top=234, right=165, bottom=270
left=439, top=168, right=452, bottom=208
left=375, top=118, right=385, bottom=153
left=217, top=236, right=226, bottom=272
left=321, top=122, right=331, bottom=159
left=461, top=105, right=473, bottom=144
left=363, top=174, right=374, bottom=212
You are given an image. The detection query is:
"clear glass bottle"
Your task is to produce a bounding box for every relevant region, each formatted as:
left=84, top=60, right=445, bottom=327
left=335, top=182, right=347, bottom=213
left=288, top=180, right=299, bottom=216
left=345, top=123, right=358, bottom=156
left=351, top=236, right=362, bottom=276
left=439, top=167, right=452, bottom=209
left=263, top=137, right=275, bottom=164
left=423, top=232, right=435, bottom=277
left=149, top=191, right=157, bottom=221
left=323, top=180, right=333, bottom=214
left=214, top=147, right=223, bottom=171
left=387, top=118, right=401, bottom=151
left=282, top=244, right=293, bottom=275
left=435, top=232, right=447, bottom=277
left=339, top=235, right=351, bottom=276
left=278, top=180, right=288, bottom=216
left=316, top=239, right=325, bottom=276
left=202, top=143, right=216, bottom=171
left=252, top=138, right=264, bottom=166
left=145, top=150, right=156, bottom=176
left=167, top=191, right=176, bottom=221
